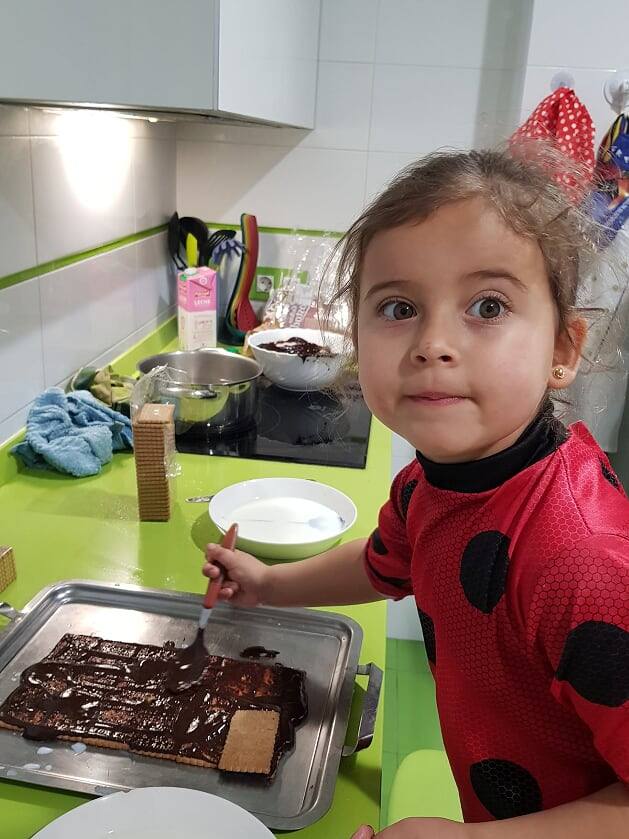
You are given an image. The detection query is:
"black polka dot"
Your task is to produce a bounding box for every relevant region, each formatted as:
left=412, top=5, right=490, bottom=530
left=460, top=531, right=510, bottom=614
left=600, top=459, right=621, bottom=490
left=400, top=480, right=418, bottom=518
left=470, top=759, right=542, bottom=819
left=417, top=606, right=436, bottom=665
left=370, top=528, right=388, bottom=555
left=556, top=620, right=629, bottom=707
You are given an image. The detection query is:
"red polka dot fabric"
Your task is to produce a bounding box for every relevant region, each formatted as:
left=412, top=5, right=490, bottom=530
left=510, top=87, right=595, bottom=202
left=365, top=423, right=629, bottom=822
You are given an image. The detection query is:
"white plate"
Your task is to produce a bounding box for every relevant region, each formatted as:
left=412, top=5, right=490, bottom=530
left=33, top=787, right=274, bottom=839
left=209, top=477, right=357, bottom=560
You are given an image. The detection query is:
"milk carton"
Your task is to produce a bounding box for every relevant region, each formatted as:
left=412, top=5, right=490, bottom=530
left=177, top=267, right=217, bottom=350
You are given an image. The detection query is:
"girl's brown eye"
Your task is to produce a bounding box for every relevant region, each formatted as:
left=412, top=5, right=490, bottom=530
left=468, top=297, right=505, bottom=319
left=381, top=300, right=416, bottom=320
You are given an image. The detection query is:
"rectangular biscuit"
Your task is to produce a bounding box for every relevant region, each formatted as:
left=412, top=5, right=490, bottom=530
left=218, top=709, right=280, bottom=774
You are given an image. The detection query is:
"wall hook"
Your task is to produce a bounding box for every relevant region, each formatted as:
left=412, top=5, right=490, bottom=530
left=604, top=71, right=629, bottom=114
left=550, top=71, right=575, bottom=92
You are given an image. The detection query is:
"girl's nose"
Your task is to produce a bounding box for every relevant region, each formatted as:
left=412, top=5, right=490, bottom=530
left=414, top=346, right=454, bottom=363
left=411, top=319, right=458, bottom=364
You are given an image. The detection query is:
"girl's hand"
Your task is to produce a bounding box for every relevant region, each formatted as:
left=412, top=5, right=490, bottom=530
left=202, top=543, right=271, bottom=607
left=351, top=819, right=473, bottom=839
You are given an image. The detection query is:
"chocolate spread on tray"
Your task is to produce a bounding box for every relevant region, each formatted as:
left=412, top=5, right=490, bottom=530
left=240, top=646, right=280, bottom=660
left=258, top=336, right=334, bottom=360
left=0, top=633, right=307, bottom=776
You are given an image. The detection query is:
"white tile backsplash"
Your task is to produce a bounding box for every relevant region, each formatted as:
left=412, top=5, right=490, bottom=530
left=0, top=104, right=177, bottom=443
left=132, top=233, right=176, bottom=330
left=370, top=65, right=480, bottom=154
left=527, top=0, right=629, bottom=70
left=90, top=305, right=176, bottom=374
left=0, top=104, right=29, bottom=136
left=40, top=245, right=136, bottom=387
left=301, top=62, right=374, bottom=151
left=0, top=232, right=176, bottom=444
left=31, top=135, right=135, bottom=263
left=375, top=0, right=529, bottom=70
left=0, top=277, right=45, bottom=416
left=177, top=139, right=367, bottom=231
left=132, top=138, right=177, bottom=231
left=0, top=138, right=37, bottom=275
left=0, top=404, right=32, bottom=448
left=319, top=0, right=379, bottom=63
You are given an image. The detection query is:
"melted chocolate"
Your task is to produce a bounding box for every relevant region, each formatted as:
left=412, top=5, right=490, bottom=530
left=167, top=629, right=209, bottom=693
left=0, top=634, right=307, bottom=776
left=259, top=336, right=334, bottom=360
left=240, top=646, right=280, bottom=660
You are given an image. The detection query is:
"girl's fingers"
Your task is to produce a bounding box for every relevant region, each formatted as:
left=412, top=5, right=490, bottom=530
left=202, top=562, right=221, bottom=579
left=205, top=543, right=241, bottom=571
left=351, top=827, right=375, bottom=839
left=220, top=582, right=239, bottom=600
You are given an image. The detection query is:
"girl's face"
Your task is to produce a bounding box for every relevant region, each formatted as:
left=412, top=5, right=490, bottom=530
left=357, top=197, right=583, bottom=463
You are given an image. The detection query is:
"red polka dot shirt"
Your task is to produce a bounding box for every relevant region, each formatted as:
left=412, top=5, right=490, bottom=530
left=365, top=413, right=629, bottom=822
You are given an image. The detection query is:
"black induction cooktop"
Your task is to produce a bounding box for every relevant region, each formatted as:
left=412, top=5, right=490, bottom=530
left=175, top=378, right=372, bottom=469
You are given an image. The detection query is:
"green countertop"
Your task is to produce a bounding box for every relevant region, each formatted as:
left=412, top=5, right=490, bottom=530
left=0, top=320, right=390, bottom=838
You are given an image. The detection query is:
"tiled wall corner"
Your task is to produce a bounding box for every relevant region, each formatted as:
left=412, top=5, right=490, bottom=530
left=521, top=0, right=629, bottom=145
left=177, top=0, right=532, bottom=234
left=0, top=233, right=175, bottom=443
left=0, top=104, right=177, bottom=444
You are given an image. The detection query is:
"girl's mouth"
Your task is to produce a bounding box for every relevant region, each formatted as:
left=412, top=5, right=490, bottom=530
left=407, top=392, right=467, bottom=406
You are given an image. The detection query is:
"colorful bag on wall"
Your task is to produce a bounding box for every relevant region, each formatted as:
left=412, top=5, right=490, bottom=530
left=588, top=114, right=629, bottom=244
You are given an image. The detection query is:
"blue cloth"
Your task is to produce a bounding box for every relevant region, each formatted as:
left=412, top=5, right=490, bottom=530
left=12, top=388, right=133, bottom=477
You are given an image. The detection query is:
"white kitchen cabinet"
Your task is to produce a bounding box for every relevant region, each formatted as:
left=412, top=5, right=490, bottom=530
left=0, top=0, right=320, bottom=128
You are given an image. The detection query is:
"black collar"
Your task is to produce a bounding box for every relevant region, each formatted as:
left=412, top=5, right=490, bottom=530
left=415, top=401, right=568, bottom=493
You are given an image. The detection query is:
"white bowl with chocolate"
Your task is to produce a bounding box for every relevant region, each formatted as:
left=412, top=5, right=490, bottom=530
left=247, top=328, right=347, bottom=391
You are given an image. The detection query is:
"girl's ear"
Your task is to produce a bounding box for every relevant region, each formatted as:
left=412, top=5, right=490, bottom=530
left=548, top=315, right=588, bottom=390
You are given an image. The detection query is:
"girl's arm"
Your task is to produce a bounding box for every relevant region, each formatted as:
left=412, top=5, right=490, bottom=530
left=203, top=537, right=385, bottom=608
left=352, top=781, right=629, bottom=838
left=471, top=781, right=629, bottom=839
left=263, top=538, right=386, bottom=607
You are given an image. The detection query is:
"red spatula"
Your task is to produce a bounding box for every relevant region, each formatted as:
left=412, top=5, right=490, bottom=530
left=168, top=523, right=238, bottom=693
left=199, top=522, right=238, bottom=630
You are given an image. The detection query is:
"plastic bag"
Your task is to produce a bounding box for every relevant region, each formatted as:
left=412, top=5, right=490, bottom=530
left=130, top=366, right=182, bottom=478
left=261, top=231, right=348, bottom=334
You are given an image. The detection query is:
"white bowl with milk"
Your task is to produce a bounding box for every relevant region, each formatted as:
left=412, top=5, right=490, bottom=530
left=209, top=478, right=357, bottom=560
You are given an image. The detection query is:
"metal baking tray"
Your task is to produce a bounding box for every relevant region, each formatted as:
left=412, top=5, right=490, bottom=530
left=0, top=580, right=382, bottom=831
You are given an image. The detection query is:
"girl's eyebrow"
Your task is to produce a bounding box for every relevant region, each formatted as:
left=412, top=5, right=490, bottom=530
left=466, top=269, right=527, bottom=291
left=363, top=278, right=412, bottom=300
left=362, top=270, right=527, bottom=301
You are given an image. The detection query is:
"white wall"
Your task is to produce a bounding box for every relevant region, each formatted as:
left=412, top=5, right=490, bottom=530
left=520, top=0, right=629, bottom=146
left=177, top=0, right=533, bottom=231
left=0, top=105, right=177, bottom=443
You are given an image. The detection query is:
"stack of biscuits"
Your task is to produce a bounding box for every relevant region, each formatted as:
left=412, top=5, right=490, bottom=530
left=0, top=546, right=16, bottom=593
left=132, top=403, right=176, bottom=522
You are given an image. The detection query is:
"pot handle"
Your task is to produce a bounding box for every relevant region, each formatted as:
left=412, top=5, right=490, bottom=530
left=161, top=385, right=219, bottom=400
left=342, top=662, right=383, bottom=756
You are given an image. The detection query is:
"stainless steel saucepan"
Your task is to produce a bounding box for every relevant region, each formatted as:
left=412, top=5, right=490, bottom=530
left=137, top=349, right=261, bottom=432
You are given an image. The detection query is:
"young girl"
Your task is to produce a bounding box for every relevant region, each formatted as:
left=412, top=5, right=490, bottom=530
left=203, top=148, right=629, bottom=838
